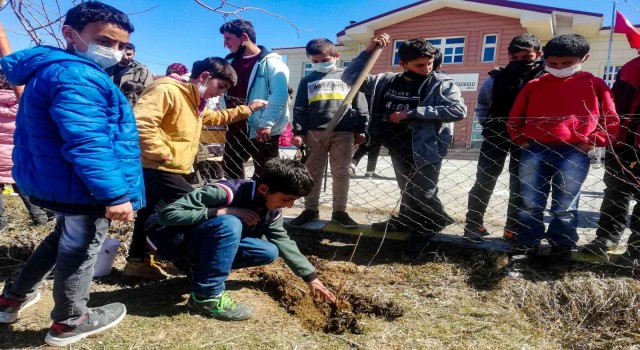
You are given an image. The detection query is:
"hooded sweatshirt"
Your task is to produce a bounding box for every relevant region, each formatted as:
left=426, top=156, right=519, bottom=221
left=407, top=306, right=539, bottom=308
left=135, top=77, right=252, bottom=174
left=508, top=71, right=619, bottom=146
left=0, top=46, right=145, bottom=212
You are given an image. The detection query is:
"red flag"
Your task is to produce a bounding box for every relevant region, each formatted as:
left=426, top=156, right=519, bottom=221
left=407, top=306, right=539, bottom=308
left=614, top=11, right=640, bottom=49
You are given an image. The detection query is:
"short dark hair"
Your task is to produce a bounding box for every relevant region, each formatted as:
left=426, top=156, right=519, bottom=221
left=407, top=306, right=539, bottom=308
left=190, top=57, right=238, bottom=86
left=508, top=34, right=541, bottom=54
left=219, top=19, right=256, bottom=43
left=433, top=49, right=443, bottom=71
left=258, top=158, right=313, bottom=197
left=63, top=1, right=134, bottom=33
left=124, top=43, right=135, bottom=51
left=306, top=38, right=338, bottom=57
left=398, top=39, right=439, bottom=63
left=543, top=34, right=590, bottom=59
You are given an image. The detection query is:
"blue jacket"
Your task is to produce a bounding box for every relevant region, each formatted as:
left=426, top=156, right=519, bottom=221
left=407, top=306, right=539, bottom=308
left=227, top=46, right=290, bottom=138
left=343, top=50, right=467, bottom=166
left=1, top=46, right=145, bottom=212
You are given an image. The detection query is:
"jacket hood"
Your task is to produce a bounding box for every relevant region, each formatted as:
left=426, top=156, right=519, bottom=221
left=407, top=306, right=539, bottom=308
left=151, top=76, right=201, bottom=108
left=0, top=45, right=102, bottom=86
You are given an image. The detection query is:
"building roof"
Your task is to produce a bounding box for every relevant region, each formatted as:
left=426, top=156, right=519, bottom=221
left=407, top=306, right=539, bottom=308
left=337, top=0, right=603, bottom=36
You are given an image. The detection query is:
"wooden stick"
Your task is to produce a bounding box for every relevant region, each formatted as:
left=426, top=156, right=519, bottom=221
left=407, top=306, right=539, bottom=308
left=0, top=22, right=24, bottom=100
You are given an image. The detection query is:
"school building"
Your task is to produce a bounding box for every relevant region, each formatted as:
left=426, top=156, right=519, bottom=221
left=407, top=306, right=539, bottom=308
left=273, top=0, right=638, bottom=148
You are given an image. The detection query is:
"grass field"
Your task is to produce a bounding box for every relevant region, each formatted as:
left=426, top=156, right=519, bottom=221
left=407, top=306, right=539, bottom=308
left=1, top=196, right=640, bottom=350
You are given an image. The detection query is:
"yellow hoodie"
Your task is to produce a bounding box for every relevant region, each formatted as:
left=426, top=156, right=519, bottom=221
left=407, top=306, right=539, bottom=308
left=135, top=77, right=251, bottom=174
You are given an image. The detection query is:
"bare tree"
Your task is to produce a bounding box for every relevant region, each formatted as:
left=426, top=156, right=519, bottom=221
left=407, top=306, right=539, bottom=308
left=1, top=0, right=298, bottom=48
left=194, top=0, right=299, bottom=36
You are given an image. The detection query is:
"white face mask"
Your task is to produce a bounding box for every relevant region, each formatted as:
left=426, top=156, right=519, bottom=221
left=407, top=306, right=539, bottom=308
left=197, top=76, right=210, bottom=98
left=311, top=62, right=336, bottom=73
left=545, top=61, right=583, bottom=78
left=73, top=30, right=123, bottom=69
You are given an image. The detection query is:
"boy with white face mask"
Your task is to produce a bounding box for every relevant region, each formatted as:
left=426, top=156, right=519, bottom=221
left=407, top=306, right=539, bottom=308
left=507, top=34, right=620, bottom=266
left=0, top=1, right=142, bottom=346
left=288, top=38, right=368, bottom=229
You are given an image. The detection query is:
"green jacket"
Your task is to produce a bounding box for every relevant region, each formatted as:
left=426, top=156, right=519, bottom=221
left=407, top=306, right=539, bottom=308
left=158, top=180, right=317, bottom=281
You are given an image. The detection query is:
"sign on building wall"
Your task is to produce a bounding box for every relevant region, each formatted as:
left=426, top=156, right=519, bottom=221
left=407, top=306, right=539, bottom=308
left=448, top=73, right=480, bottom=92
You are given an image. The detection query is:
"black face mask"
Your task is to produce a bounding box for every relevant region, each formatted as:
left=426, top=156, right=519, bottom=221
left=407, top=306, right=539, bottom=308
left=505, top=60, right=536, bottom=74
left=403, top=69, right=430, bottom=82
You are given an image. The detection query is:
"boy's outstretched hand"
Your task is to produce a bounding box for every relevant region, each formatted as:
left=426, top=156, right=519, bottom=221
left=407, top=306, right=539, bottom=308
left=292, top=135, right=305, bottom=147
left=388, top=111, right=409, bottom=123
left=307, top=278, right=337, bottom=303
left=106, top=201, right=134, bottom=222
left=366, top=33, right=390, bottom=52
left=248, top=99, right=268, bottom=112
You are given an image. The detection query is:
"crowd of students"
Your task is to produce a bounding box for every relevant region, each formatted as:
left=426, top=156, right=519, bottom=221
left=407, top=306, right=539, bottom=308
left=0, top=0, right=638, bottom=347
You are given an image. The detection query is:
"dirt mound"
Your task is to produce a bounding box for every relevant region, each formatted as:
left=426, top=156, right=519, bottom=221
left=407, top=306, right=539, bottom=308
left=252, top=258, right=403, bottom=334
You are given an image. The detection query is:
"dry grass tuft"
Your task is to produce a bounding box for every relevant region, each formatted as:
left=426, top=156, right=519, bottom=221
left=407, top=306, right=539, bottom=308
left=503, top=272, right=640, bottom=349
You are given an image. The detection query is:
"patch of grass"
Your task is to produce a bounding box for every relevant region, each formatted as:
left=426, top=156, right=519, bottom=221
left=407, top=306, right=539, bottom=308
left=1, top=197, right=639, bottom=349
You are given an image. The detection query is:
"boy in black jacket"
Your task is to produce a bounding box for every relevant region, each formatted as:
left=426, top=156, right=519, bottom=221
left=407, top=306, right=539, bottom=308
left=464, top=34, right=544, bottom=241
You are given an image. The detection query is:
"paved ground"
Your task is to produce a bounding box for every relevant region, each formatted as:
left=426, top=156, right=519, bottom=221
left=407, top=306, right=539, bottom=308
left=275, top=147, right=627, bottom=247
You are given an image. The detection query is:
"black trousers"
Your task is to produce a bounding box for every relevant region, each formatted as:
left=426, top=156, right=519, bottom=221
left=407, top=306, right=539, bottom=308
left=352, top=140, right=381, bottom=173
left=465, top=135, right=521, bottom=230
left=388, top=144, right=450, bottom=232
left=128, top=168, right=194, bottom=260
left=222, top=128, right=280, bottom=180
left=596, top=148, right=640, bottom=255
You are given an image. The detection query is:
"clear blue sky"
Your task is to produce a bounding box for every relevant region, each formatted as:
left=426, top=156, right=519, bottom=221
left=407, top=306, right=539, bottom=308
left=1, top=0, right=639, bottom=75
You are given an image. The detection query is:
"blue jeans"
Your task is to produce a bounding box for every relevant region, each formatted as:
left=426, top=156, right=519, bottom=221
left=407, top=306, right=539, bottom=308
left=188, top=215, right=279, bottom=298
left=516, top=144, right=589, bottom=247
left=2, top=212, right=109, bottom=325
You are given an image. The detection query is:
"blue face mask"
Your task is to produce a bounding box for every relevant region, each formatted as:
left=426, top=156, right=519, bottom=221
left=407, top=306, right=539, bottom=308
left=311, top=62, right=336, bottom=73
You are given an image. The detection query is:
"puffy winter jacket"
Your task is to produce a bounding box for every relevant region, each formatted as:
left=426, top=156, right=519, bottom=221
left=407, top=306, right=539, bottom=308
left=0, top=46, right=145, bottom=211
left=0, top=89, right=18, bottom=184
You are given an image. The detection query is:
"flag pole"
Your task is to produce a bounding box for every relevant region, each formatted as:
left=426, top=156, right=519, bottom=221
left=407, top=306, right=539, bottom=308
left=605, top=1, right=618, bottom=87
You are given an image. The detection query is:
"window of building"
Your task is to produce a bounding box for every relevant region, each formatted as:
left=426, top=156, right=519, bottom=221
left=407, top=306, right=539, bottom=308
left=481, top=34, right=498, bottom=62
left=602, top=65, right=622, bottom=86
left=427, top=37, right=465, bottom=64
left=341, top=60, right=351, bottom=68
left=391, top=40, right=405, bottom=66
left=302, top=63, right=313, bottom=77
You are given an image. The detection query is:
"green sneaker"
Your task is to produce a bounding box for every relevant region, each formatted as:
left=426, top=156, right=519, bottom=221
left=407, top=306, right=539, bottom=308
left=187, top=292, right=253, bottom=321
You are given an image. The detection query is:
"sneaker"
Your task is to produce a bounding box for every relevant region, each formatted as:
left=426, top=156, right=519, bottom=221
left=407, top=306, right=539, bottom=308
left=331, top=211, right=359, bottom=229
left=122, top=256, right=168, bottom=280
left=401, top=232, right=435, bottom=261
left=187, top=291, right=253, bottom=321
left=348, top=163, right=356, bottom=177
left=464, top=226, right=490, bottom=242
left=0, top=291, right=41, bottom=323
left=503, top=229, right=516, bottom=241
left=371, top=215, right=410, bottom=232
left=581, top=236, right=620, bottom=257
left=44, top=303, right=126, bottom=347
left=287, top=209, right=319, bottom=227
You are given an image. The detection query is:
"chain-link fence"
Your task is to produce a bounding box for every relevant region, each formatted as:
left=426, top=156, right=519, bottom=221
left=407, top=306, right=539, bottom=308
left=194, top=95, right=640, bottom=268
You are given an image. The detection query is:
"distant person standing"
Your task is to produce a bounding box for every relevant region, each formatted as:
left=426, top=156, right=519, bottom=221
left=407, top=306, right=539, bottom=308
left=220, top=19, right=289, bottom=180
left=105, top=43, right=154, bottom=105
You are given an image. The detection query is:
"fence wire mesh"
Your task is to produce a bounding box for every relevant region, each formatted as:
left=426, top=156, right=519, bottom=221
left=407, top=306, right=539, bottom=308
left=193, top=95, right=640, bottom=271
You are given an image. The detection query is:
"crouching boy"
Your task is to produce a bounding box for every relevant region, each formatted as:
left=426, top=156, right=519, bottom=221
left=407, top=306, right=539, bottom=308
left=149, top=158, right=335, bottom=320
